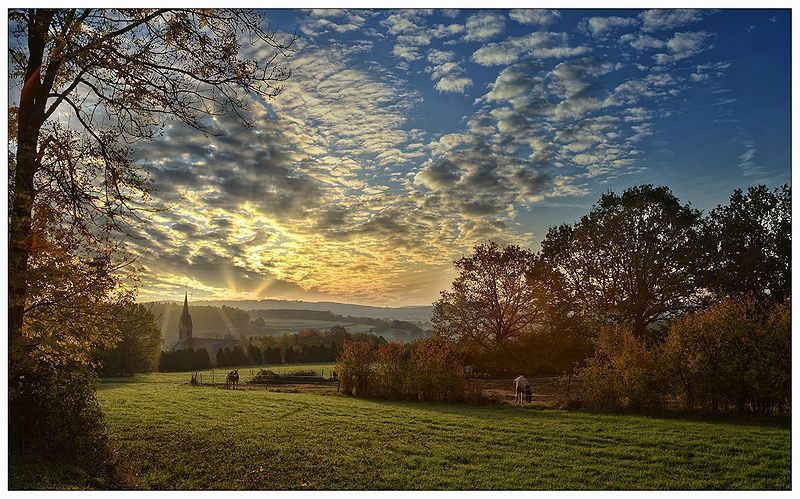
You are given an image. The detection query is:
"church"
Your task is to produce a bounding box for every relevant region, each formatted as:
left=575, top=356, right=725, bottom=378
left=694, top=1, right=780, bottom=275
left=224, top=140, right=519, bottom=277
left=171, top=292, right=239, bottom=361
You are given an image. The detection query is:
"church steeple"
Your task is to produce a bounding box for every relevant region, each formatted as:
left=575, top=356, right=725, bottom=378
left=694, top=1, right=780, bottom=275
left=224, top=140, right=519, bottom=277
left=178, top=292, right=193, bottom=340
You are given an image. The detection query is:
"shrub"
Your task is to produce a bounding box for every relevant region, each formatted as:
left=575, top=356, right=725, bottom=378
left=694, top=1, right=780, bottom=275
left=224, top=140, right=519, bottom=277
left=9, top=364, right=121, bottom=487
left=337, top=336, right=468, bottom=403
left=577, top=325, right=663, bottom=413
left=336, top=339, right=376, bottom=396
left=408, top=336, right=465, bottom=402
left=373, top=342, right=412, bottom=399
left=662, top=296, right=790, bottom=414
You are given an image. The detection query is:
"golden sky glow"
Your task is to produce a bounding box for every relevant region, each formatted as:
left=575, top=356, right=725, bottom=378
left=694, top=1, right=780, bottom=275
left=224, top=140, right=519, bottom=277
left=124, top=9, right=790, bottom=306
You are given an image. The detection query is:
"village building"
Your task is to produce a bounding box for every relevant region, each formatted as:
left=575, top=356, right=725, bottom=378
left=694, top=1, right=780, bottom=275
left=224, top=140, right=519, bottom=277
left=172, top=293, right=238, bottom=361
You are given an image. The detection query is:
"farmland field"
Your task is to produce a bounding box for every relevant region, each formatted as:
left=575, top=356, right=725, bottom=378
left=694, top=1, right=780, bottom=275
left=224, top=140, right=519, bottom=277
left=255, top=318, right=375, bottom=334
left=70, top=364, right=792, bottom=490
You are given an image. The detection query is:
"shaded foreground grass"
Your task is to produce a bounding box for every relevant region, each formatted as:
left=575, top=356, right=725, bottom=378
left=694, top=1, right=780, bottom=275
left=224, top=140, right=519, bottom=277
left=89, top=365, right=791, bottom=490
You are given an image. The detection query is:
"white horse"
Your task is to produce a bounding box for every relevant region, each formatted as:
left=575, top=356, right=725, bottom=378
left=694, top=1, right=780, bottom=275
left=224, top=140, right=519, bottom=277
left=514, top=375, right=531, bottom=404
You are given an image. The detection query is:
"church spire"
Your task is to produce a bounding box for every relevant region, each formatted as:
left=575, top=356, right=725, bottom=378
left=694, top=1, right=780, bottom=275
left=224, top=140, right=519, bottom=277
left=178, top=291, right=193, bottom=340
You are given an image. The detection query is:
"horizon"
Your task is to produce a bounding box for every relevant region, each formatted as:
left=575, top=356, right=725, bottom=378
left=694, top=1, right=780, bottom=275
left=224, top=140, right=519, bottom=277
left=139, top=296, right=436, bottom=309
left=45, top=8, right=789, bottom=306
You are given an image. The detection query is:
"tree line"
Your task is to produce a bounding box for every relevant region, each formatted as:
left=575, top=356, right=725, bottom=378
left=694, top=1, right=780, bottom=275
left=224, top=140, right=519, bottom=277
left=430, top=184, right=790, bottom=415
left=156, top=329, right=388, bottom=371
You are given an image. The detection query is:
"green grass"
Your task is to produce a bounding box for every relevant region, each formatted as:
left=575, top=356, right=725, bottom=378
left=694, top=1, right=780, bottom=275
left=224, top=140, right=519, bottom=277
left=93, top=366, right=791, bottom=490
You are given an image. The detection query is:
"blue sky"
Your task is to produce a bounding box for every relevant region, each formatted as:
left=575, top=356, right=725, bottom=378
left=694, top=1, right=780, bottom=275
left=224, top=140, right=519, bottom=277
left=96, top=9, right=791, bottom=305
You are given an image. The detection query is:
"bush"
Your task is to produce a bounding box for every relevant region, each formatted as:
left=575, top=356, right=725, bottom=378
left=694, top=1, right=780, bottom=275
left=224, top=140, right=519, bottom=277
left=577, top=325, right=663, bottom=413
left=337, top=337, right=468, bottom=402
left=407, top=336, right=465, bottom=402
left=9, top=364, right=121, bottom=487
left=662, top=296, right=790, bottom=415
left=336, top=339, right=376, bottom=397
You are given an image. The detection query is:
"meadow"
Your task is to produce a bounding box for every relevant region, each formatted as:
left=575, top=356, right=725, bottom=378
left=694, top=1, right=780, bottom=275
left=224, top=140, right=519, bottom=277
left=69, top=363, right=792, bottom=490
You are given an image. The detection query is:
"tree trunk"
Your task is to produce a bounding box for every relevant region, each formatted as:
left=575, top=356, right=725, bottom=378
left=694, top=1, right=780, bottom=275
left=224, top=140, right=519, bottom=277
left=9, top=9, right=52, bottom=354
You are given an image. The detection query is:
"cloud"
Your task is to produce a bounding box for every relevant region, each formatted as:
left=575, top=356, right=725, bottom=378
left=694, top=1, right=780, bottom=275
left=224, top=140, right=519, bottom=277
left=427, top=48, right=454, bottom=65
left=414, top=139, right=553, bottom=217
left=426, top=52, right=473, bottom=94
left=382, top=9, right=432, bottom=35
left=638, top=9, right=704, bottom=32
left=299, top=10, right=367, bottom=37
left=424, top=50, right=473, bottom=94
left=690, top=61, right=731, bottom=81
left=585, top=16, right=639, bottom=38
left=653, top=31, right=711, bottom=64
left=120, top=7, right=742, bottom=306
left=393, top=44, right=422, bottom=61
left=509, top=9, right=561, bottom=26
left=472, top=31, right=589, bottom=66
left=619, top=33, right=666, bottom=51
left=464, top=12, right=506, bottom=42
left=383, top=10, right=464, bottom=65
left=738, top=142, right=766, bottom=179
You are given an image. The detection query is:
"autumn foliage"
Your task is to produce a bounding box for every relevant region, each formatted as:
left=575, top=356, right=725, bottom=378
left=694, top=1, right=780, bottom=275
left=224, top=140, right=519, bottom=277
left=336, top=336, right=467, bottom=402
left=576, top=297, right=790, bottom=415
left=661, top=297, right=790, bottom=415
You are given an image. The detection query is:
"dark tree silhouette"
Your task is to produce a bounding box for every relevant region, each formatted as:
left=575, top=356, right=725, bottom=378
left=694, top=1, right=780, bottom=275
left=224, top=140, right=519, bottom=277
left=432, top=242, right=541, bottom=350
left=94, top=303, right=163, bottom=376
left=702, top=184, right=791, bottom=302
left=537, top=185, right=704, bottom=339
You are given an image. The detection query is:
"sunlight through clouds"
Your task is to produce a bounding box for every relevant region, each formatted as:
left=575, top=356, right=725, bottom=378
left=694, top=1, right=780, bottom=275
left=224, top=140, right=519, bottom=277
left=120, top=8, right=790, bottom=305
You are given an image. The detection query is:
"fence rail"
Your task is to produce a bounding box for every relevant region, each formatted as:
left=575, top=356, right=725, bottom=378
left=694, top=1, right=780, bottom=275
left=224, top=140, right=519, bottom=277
left=191, top=369, right=339, bottom=388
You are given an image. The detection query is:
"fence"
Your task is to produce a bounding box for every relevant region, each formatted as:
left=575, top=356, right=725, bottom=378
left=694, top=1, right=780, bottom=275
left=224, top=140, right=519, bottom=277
left=191, top=369, right=339, bottom=388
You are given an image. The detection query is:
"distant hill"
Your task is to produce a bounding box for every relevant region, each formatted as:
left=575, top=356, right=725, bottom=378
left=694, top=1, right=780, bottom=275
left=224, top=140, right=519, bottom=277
left=143, top=301, right=432, bottom=348
left=192, top=299, right=434, bottom=322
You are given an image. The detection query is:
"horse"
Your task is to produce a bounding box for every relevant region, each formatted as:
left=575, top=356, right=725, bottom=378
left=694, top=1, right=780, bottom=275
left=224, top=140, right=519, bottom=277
left=225, top=369, right=239, bottom=389
left=514, top=375, right=531, bottom=404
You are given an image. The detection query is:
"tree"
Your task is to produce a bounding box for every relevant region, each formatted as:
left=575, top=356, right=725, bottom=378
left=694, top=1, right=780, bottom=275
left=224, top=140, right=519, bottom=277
left=94, top=303, right=163, bottom=377
left=9, top=8, right=295, bottom=355
left=432, top=242, right=541, bottom=353
left=9, top=12, right=293, bottom=475
left=538, top=185, right=704, bottom=339
left=194, top=348, right=212, bottom=370
left=702, top=184, right=791, bottom=302
left=247, top=343, right=263, bottom=365
left=336, top=339, right=377, bottom=397
left=662, top=296, right=790, bottom=414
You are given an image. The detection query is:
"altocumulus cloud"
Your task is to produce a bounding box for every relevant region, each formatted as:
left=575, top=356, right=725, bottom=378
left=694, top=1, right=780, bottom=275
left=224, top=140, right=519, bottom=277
left=110, top=8, right=768, bottom=305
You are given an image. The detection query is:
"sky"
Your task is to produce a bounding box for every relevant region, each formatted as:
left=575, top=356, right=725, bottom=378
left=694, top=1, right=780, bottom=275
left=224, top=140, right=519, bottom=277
left=58, top=9, right=795, bottom=306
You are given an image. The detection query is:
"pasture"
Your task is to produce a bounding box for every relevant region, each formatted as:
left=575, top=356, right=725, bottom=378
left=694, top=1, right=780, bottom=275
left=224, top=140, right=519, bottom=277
left=252, top=318, right=375, bottom=334
left=86, top=363, right=792, bottom=490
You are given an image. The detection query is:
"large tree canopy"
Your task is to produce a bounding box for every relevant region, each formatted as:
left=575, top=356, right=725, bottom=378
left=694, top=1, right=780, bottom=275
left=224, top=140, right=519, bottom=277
left=432, top=242, right=541, bottom=350
left=536, top=185, right=704, bottom=338
left=9, top=8, right=296, bottom=354
left=702, top=184, right=791, bottom=302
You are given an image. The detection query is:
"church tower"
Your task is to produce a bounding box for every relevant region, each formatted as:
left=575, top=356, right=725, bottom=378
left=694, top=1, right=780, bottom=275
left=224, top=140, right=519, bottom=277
left=178, top=292, right=193, bottom=340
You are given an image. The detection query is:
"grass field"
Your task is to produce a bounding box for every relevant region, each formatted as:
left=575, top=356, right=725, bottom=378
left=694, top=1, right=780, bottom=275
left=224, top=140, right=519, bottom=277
left=86, top=363, right=792, bottom=490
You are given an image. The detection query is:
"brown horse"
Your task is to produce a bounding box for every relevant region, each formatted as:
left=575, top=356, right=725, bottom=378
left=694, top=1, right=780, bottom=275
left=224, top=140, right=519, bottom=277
left=225, top=369, right=240, bottom=389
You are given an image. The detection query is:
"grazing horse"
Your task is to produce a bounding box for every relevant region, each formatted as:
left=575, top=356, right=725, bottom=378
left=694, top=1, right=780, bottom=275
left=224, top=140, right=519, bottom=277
left=225, top=369, right=240, bottom=389
left=514, top=375, right=531, bottom=404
